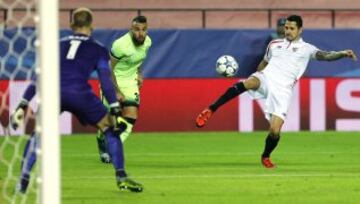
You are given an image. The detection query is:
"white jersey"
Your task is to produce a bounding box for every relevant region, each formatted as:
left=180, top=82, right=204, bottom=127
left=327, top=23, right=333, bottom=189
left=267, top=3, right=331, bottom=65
left=248, top=38, right=319, bottom=120
left=263, top=38, right=318, bottom=88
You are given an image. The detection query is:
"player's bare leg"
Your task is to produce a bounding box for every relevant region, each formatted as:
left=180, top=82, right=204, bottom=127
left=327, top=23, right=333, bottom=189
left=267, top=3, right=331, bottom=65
left=261, top=115, right=284, bottom=168
left=196, top=76, right=260, bottom=127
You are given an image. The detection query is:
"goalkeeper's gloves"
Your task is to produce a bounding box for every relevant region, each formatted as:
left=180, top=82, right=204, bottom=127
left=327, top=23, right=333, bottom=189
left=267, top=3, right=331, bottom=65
left=109, top=102, right=127, bottom=133
left=10, top=99, right=29, bottom=130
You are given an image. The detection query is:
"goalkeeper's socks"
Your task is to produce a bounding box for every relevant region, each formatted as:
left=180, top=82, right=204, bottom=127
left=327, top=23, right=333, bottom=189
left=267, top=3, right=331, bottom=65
left=120, top=117, right=136, bottom=142
left=261, top=133, right=280, bottom=158
left=104, top=127, right=125, bottom=170
left=116, top=169, right=127, bottom=179
left=20, top=132, right=37, bottom=177
left=209, top=82, right=247, bottom=112
left=16, top=173, right=30, bottom=193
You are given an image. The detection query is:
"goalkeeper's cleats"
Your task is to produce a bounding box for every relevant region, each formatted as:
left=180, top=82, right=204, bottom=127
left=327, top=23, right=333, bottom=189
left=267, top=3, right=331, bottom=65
left=261, top=157, right=276, bottom=168
left=117, top=177, right=143, bottom=193
left=15, top=177, right=29, bottom=194
left=195, top=108, right=213, bottom=128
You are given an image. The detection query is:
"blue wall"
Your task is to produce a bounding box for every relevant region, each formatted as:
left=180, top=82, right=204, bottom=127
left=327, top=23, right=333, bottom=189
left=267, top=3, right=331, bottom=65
left=1, top=28, right=359, bottom=79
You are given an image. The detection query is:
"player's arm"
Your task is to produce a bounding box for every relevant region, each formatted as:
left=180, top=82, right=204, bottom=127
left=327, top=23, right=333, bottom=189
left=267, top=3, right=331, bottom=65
left=110, top=54, right=118, bottom=70
left=257, top=59, right=268, bottom=71
left=97, top=55, right=120, bottom=106
left=96, top=63, right=123, bottom=126
left=137, top=40, right=151, bottom=87
left=109, top=40, right=127, bottom=101
left=315, top=50, right=357, bottom=61
left=109, top=55, right=125, bottom=101
left=109, top=55, right=123, bottom=97
left=10, top=82, right=36, bottom=130
left=137, top=66, right=143, bottom=87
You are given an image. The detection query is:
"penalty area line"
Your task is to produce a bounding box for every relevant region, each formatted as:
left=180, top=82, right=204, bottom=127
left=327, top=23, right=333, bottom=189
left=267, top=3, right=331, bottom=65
left=62, top=151, right=360, bottom=157
left=62, top=173, right=360, bottom=180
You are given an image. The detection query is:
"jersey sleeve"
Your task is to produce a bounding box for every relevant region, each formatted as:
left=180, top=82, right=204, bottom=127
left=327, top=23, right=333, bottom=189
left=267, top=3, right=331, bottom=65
left=96, top=47, right=110, bottom=70
left=21, top=72, right=36, bottom=102
left=110, top=39, right=125, bottom=60
left=22, top=81, right=36, bottom=102
left=307, top=43, right=319, bottom=59
left=96, top=47, right=117, bottom=104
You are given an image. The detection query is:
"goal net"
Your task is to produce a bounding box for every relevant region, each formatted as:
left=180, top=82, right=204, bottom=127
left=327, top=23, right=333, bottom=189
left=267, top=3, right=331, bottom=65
left=0, top=0, right=59, bottom=204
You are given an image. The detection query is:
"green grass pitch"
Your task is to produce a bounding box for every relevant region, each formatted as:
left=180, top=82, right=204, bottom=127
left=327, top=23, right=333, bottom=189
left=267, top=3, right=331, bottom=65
left=1, top=131, right=360, bottom=204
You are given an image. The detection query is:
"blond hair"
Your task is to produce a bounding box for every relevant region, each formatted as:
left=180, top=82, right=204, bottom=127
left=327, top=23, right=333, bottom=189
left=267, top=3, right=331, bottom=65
left=70, top=7, right=93, bottom=29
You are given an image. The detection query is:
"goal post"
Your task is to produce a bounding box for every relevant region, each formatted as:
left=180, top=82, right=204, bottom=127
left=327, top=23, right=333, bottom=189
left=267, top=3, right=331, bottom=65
left=38, top=0, right=60, bottom=204
left=0, top=0, right=60, bottom=203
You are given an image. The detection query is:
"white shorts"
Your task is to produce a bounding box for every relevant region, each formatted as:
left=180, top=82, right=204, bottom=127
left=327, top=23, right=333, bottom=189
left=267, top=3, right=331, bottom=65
left=247, top=71, right=293, bottom=121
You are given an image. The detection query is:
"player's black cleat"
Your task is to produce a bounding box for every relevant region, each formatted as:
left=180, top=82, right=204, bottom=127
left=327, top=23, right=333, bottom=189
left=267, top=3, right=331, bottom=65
left=100, top=153, right=112, bottom=163
left=15, top=177, right=29, bottom=194
left=97, top=136, right=112, bottom=163
left=117, top=177, right=143, bottom=193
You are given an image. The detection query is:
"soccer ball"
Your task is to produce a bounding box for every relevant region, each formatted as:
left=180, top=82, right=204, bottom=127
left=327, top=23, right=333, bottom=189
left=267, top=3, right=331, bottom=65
left=215, top=55, right=239, bottom=77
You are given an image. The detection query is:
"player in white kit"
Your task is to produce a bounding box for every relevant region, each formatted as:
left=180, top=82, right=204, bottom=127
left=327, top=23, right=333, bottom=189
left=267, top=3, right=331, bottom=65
left=195, top=15, right=357, bottom=168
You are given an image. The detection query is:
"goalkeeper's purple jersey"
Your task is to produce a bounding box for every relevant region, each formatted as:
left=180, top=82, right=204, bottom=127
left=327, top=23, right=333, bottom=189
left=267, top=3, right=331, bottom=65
left=60, top=33, right=117, bottom=104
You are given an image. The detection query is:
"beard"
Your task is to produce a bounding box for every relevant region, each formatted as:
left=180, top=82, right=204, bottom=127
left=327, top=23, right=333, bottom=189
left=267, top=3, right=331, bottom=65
left=132, top=35, right=145, bottom=46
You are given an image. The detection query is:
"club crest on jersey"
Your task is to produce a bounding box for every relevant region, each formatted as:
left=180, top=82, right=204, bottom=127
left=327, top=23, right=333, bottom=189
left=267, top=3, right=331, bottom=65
left=277, top=45, right=282, bottom=49
left=292, top=47, right=299, bottom=52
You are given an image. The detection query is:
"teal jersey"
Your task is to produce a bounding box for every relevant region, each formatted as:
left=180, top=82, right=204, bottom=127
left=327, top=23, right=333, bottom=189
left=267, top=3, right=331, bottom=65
left=110, top=32, right=152, bottom=87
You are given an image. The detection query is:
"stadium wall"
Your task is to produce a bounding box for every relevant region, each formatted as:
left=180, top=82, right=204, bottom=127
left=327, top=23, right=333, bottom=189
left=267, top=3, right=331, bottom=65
left=2, top=29, right=360, bottom=80
left=1, top=77, right=360, bottom=135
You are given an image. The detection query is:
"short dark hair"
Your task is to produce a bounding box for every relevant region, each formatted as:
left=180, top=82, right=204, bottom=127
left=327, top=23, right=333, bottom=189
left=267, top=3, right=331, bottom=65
left=71, top=8, right=93, bottom=28
left=286, top=15, right=303, bottom=28
left=132, top=15, right=147, bottom=24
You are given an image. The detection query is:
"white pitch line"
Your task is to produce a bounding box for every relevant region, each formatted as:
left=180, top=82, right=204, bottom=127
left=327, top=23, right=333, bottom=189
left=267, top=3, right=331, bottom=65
left=61, top=151, right=360, bottom=157
left=62, top=173, right=360, bottom=180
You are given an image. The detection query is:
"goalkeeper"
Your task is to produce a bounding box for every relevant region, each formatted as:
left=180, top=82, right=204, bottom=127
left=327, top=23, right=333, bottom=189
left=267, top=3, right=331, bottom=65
left=97, top=15, right=152, bottom=163
left=11, top=7, right=143, bottom=193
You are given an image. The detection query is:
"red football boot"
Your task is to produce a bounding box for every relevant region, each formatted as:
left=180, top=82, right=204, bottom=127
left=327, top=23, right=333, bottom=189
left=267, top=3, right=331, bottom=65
left=195, top=108, right=213, bottom=128
left=261, top=157, right=276, bottom=168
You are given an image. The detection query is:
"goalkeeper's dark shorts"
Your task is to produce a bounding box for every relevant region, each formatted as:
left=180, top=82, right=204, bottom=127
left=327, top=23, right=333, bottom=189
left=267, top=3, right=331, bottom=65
left=61, top=90, right=107, bottom=126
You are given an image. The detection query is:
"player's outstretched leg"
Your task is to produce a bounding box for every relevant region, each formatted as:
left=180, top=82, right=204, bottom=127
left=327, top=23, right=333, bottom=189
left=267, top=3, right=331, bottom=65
left=195, top=108, right=213, bottom=128
left=104, top=126, right=143, bottom=192
left=97, top=131, right=111, bottom=163
left=16, top=132, right=38, bottom=193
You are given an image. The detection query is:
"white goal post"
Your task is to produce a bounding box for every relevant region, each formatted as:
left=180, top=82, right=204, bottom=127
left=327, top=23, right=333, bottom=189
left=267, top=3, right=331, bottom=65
left=38, top=0, right=60, bottom=203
